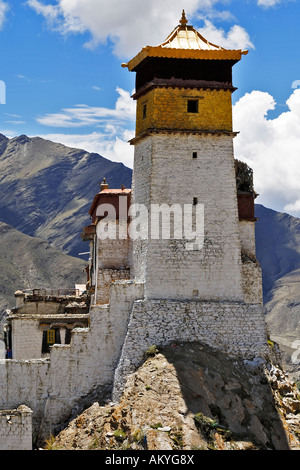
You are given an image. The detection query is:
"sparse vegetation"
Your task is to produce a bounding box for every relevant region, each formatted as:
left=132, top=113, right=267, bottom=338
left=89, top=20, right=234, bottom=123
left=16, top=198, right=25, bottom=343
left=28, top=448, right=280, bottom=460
left=150, top=422, right=163, bottom=429
left=44, top=434, right=62, bottom=450
left=131, top=428, right=145, bottom=444
left=145, top=345, right=159, bottom=357
left=88, top=435, right=100, bottom=450
left=171, top=429, right=184, bottom=448
left=113, top=429, right=126, bottom=441
left=193, top=413, right=234, bottom=450
left=194, top=413, right=219, bottom=441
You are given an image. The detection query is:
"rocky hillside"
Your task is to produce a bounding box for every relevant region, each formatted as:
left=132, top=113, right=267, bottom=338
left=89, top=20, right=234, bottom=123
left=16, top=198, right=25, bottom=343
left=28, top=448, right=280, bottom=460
left=0, top=134, right=132, bottom=258
left=48, top=343, right=300, bottom=451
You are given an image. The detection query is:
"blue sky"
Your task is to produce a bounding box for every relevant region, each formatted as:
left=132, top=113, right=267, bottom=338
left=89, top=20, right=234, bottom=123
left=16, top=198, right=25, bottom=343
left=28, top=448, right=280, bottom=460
left=1, top=0, right=300, bottom=215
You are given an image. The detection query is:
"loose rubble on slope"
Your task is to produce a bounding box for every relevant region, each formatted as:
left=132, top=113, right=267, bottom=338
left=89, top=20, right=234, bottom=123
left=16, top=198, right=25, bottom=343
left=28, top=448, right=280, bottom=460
left=48, top=343, right=300, bottom=451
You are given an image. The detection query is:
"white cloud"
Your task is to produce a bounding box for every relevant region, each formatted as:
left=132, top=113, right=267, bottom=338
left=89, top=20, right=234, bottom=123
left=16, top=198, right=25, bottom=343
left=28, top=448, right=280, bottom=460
left=0, top=0, right=9, bottom=29
left=35, top=86, right=136, bottom=168
left=0, top=129, right=17, bottom=138
left=285, top=199, right=300, bottom=212
left=257, top=0, right=283, bottom=6
left=4, top=113, right=23, bottom=118
left=257, top=0, right=294, bottom=7
left=233, top=89, right=300, bottom=216
left=37, top=87, right=135, bottom=127
left=26, top=0, right=60, bottom=23
left=27, top=0, right=253, bottom=58
left=197, top=20, right=254, bottom=50
left=5, top=120, right=26, bottom=125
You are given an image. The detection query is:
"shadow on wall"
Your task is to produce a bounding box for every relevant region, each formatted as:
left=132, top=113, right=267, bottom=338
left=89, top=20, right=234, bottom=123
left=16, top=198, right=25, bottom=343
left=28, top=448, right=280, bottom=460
left=0, top=340, right=5, bottom=359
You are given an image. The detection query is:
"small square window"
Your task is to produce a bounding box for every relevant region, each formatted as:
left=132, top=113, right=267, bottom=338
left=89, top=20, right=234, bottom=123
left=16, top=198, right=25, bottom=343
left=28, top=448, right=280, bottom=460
left=192, top=152, right=198, bottom=159
left=187, top=100, right=199, bottom=113
left=193, top=197, right=198, bottom=206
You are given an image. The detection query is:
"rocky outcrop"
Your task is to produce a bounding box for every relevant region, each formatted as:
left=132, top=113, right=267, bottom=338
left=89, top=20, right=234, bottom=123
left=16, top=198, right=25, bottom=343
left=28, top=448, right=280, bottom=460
left=49, top=342, right=300, bottom=451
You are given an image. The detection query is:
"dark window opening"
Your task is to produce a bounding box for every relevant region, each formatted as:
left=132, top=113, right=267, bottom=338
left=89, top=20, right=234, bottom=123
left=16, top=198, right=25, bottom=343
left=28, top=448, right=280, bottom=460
left=65, top=329, right=72, bottom=345
left=192, top=152, right=198, bottom=159
left=143, top=104, right=147, bottom=119
left=134, top=57, right=234, bottom=93
left=42, top=328, right=61, bottom=354
left=187, top=100, right=199, bottom=113
left=193, top=197, right=198, bottom=206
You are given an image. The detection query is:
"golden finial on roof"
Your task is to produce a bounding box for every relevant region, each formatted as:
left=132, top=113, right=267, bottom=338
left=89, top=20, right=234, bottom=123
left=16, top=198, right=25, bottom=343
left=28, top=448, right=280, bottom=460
left=179, top=9, right=188, bottom=27
left=100, top=177, right=109, bottom=191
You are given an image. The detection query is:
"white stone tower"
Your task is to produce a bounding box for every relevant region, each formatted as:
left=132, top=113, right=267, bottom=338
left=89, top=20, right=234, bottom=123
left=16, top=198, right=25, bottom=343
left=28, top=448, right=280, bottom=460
left=113, top=12, right=268, bottom=396
left=123, top=11, right=254, bottom=303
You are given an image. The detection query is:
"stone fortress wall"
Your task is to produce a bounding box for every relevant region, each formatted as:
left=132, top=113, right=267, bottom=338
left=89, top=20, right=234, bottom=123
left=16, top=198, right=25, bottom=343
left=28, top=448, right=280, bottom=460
left=0, top=405, right=32, bottom=451
left=0, top=253, right=267, bottom=448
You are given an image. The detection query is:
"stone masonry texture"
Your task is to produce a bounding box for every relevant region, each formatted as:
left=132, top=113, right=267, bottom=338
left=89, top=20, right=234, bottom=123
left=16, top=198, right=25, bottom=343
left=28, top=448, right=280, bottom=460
left=132, top=133, right=244, bottom=301
left=135, top=88, right=233, bottom=136
left=113, top=297, right=268, bottom=399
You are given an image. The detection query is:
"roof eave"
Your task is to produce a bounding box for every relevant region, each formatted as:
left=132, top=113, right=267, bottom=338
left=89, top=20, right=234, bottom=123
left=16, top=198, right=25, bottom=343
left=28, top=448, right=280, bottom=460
left=123, top=47, right=248, bottom=72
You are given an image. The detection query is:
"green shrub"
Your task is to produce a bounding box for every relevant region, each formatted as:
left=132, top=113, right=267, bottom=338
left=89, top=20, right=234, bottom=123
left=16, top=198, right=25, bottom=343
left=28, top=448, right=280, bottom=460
left=145, top=345, right=158, bottom=356
left=150, top=422, right=163, bottom=429
left=194, top=413, right=218, bottom=440
left=113, top=429, right=126, bottom=441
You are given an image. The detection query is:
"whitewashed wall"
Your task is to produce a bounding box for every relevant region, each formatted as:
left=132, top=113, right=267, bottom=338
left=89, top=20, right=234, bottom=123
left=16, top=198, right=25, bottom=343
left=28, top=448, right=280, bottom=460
left=132, top=134, right=244, bottom=301
left=0, top=405, right=33, bottom=450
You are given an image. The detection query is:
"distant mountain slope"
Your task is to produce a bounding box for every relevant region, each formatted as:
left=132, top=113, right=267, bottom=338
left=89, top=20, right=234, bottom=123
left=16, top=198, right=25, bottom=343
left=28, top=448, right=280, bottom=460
left=255, top=204, right=300, bottom=302
left=255, top=204, right=300, bottom=380
left=0, top=222, right=86, bottom=313
left=0, top=134, right=132, bottom=258
left=264, top=268, right=300, bottom=376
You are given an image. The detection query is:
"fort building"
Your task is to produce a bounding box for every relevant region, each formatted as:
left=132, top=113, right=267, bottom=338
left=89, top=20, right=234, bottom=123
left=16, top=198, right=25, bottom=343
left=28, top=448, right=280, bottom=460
left=0, top=12, right=268, bottom=448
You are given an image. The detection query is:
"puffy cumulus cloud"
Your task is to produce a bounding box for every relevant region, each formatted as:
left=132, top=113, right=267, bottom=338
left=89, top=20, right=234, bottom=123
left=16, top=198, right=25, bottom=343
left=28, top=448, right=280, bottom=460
left=233, top=89, right=300, bottom=216
left=196, top=20, right=253, bottom=50
left=26, top=0, right=252, bottom=58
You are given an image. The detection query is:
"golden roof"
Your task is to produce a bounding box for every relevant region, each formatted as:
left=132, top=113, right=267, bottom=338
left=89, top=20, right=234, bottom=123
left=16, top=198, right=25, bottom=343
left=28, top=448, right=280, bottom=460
left=123, top=10, right=248, bottom=71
